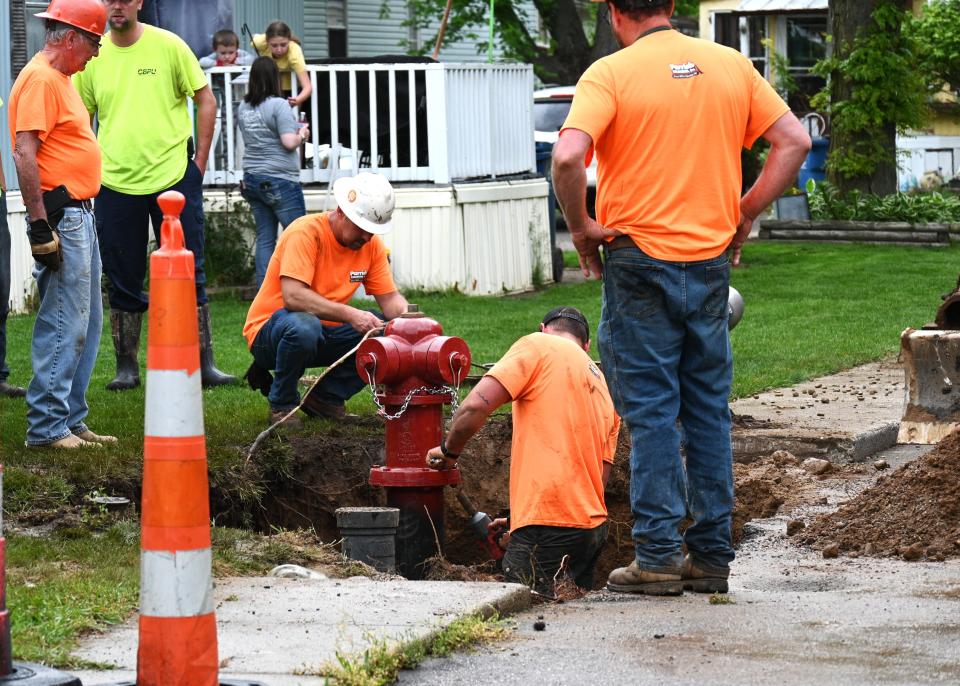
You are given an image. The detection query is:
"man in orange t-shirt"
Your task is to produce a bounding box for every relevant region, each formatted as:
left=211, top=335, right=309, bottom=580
left=426, top=307, right=621, bottom=596
left=552, top=0, right=810, bottom=595
left=9, top=0, right=115, bottom=449
left=243, top=172, right=409, bottom=425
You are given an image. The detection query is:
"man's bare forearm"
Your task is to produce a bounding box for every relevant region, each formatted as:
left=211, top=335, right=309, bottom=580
left=13, top=146, right=45, bottom=220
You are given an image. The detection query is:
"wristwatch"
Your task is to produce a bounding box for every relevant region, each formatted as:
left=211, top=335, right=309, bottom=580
left=440, top=440, right=460, bottom=461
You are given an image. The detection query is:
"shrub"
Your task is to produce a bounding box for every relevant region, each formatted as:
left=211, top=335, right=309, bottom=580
left=807, top=182, right=960, bottom=223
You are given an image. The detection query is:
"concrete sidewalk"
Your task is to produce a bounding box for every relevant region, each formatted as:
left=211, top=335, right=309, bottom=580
left=73, top=578, right=530, bottom=685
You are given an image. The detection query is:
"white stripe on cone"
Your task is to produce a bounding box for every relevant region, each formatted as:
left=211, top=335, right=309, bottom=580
left=145, top=369, right=205, bottom=437
left=140, top=549, right=215, bottom=617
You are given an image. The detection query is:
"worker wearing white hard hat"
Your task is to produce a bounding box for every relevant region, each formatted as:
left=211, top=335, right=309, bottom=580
left=242, top=172, right=409, bottom=427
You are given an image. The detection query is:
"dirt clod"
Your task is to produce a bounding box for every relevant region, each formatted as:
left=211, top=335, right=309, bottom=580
left=801, top=458, right=832, bottom=475
left=822, top=543, right=840, bottom=558
left=873, top=459, right=890, bottom=471
left=786, top=519, right=806, bottom=536
left=901, top=542, right=925, bottom=561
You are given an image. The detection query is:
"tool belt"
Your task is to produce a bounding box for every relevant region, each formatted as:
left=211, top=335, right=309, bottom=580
left=604, top=235, right=637, bottom=252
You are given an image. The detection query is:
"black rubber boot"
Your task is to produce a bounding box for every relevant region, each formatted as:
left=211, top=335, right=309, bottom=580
left=198, top=303, right=238, bottom=388
left=106, top=310, right=142, bottom=391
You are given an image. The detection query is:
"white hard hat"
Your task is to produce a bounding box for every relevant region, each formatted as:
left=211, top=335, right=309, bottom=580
left=728, top=286, right=744, bottom=331
left=333, top=172, right=395, bottom=235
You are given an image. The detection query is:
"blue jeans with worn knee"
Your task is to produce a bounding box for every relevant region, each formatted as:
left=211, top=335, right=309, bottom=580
left=598, top=245, right=734, bottom=572
left=250, top=308, right=375, bottom=411
left=241, top=173, right=306, bottom=289
left=25, top=207, right=103, bottom=445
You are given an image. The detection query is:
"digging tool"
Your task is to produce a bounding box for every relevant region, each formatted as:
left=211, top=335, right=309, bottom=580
left=452, top=486, right=507, bottom=562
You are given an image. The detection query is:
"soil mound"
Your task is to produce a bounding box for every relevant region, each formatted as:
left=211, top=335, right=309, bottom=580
left=799, top=430, right=960, bottom=560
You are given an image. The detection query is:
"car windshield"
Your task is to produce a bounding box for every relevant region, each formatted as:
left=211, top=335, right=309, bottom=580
left=534, top=99, right=573, bottom=132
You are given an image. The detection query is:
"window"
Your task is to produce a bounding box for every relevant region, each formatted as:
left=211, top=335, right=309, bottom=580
left=785, top=15, right=827, bottom=112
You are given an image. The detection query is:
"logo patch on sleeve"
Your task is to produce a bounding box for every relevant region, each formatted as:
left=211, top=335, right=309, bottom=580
left=349, top=270, right=367, bottom=282
left=670, top=62, right=703, bottom=79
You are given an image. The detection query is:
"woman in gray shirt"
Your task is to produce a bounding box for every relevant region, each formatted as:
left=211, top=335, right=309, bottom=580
left=238, top=57, right=309, bottom=288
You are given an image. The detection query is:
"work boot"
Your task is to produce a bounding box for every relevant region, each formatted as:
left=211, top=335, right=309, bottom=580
left=245, top=361, right=273, bottom=397
left=269, top=407, right=303, bottom=430
left=681, top=556, right=729, bottom=594
left=198, top=303, right=238, bottom=388
left=0, top=380, right=26, bottom=398
left=106, top=310, right=142, bottom=391
left=300, top=389, right=347, bottom=420
left=606, top=561, right=683, bottom=596
left=74, top=429, right=118, bottom=445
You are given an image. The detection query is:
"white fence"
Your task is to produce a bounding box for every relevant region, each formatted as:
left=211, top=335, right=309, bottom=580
left=201, top=62, right=536, bottom=186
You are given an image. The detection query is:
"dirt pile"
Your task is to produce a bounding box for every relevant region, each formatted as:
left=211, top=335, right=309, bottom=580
left=799, top=430, right=960, bottom=560
left=251, top=416, right=853, bottom=588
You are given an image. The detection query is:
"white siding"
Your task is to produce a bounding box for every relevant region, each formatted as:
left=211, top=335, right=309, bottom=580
left=347, top=0, right=411, bottom=57
left=303, top=0, right=330, bottom=59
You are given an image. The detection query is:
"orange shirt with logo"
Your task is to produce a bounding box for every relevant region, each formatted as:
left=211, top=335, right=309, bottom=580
left=562, top=29, right=789, bottom=261
left=8, top=53, right=101, bottom=200
left=488, top=333, right=621, bottom=532
left=243, top=212, right=397, bottom=347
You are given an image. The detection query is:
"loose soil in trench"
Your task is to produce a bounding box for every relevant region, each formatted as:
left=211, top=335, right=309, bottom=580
left=250, top=415, right=871, bottom=589
left=798, top=429, right=960, bottom=561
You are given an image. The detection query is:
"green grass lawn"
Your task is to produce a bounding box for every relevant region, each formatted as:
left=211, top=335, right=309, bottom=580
left=1, top=240, right=958, bottom=665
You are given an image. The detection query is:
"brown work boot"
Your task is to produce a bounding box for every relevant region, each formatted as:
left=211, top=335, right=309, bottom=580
left=681, top=556, right=729, bottom=594
left=269, top=407, right=303, bottom=430
left=300, top=391, right=346, bottom=420
left=606, top=561, right=683, bottom=596
left=74, top=430, right=118, bottom=444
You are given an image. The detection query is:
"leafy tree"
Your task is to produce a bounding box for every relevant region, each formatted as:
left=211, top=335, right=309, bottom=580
left=908, top=0, right=960, bottom=94
left=402, top=0, right=700, bottom=84
left=811, top=0, right=928, bottom=194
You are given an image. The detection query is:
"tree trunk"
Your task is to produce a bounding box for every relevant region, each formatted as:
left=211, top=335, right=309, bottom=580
left=827, top=0, right=908, bottom=195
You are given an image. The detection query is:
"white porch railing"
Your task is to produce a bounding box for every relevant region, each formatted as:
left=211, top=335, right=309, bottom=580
left=198, top=62, right=536, bottom=187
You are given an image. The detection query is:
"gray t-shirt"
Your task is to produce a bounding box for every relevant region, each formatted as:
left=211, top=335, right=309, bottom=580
left=238, top=97, right=300, bottom=182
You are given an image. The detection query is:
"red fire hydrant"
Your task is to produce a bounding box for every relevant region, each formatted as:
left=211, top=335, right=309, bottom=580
left=356, top=312, right=470, bottom=579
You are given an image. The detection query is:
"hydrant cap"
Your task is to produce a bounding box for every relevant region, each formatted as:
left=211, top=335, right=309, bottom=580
left=334, top=172, right=395, bottom=235
left=35, top=0, right=107, bottom=36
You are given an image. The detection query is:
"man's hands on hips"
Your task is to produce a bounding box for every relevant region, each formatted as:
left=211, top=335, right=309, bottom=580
left=29, top=218, right=62, bottom=271
left=569, top=218, right=621, bottom=280
left=731, top=211, right=755, bottom=267
left=349, top=308, right=385, bottom=334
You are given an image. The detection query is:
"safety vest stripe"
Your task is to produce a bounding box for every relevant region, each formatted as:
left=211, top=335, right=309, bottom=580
left=137, top=614, right=218, bottom=686
left=140, top=549, right=215, bottom=616
left=141, top=525, right=211, bottom=551
left=144, top=435, right=206, bottom=462
left=145, top=370, right=204, bottom=436
left=147, top=346, right=201, bottom=374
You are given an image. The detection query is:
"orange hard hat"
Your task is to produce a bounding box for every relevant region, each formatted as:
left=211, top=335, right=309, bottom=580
left=35, top=0, right=107, bottom=37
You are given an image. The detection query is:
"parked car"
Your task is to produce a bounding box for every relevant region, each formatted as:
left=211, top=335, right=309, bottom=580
left=534, top=86, right=598, bottom=210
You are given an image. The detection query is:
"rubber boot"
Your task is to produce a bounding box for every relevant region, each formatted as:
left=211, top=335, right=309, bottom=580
left=106, top=310, right=142, bottom=391
left=198, top=303, right=238, bottom=388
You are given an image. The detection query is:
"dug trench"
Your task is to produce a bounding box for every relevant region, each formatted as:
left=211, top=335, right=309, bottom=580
left=220, top=412, right=911, bottom=589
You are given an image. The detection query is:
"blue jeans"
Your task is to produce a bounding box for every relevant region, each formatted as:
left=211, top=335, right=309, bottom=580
left=250, top=308, right=375, bottom=411
left=95, top=158, right=207, bottom=313
left=598, top=245, right=734, bottom=572
left=25, top=207, right=104, bottom=445
left=0, top=191, right=11, bottom=382
left=241, top=173, right=306, bottom=289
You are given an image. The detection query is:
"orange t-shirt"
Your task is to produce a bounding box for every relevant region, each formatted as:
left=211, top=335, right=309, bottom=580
left=7, top=53, right=101, bottom=200
left=488, top=333, right=621, bottom=531
left=562, top=29, right=789, bottom=261
left=243, top=212, right=397, bottom=347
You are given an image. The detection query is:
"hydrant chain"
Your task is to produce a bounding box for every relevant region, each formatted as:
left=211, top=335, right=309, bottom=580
left=366, top=379, right=459, bottom=420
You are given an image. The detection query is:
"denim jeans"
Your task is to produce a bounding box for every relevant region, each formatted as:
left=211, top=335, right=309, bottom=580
left=250, top=308, right=377, bottom=411
left=503, top=522, right=608, bottom=596
left=25, top=207, right=103, bottom=445
left=241, top=173, right=306, bottom=289
left=95, top=158, right=207, bottom=313
left=0, top=191, right=11, bottom=382
left=598, top=245, right=734, bottom=572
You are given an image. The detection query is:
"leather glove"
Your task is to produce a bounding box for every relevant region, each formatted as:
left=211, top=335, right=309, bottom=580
left=29, top=218, right=62, bottom=272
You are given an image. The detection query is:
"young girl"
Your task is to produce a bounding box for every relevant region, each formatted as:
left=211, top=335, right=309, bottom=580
left=251, top=21, right=313, bottom=108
